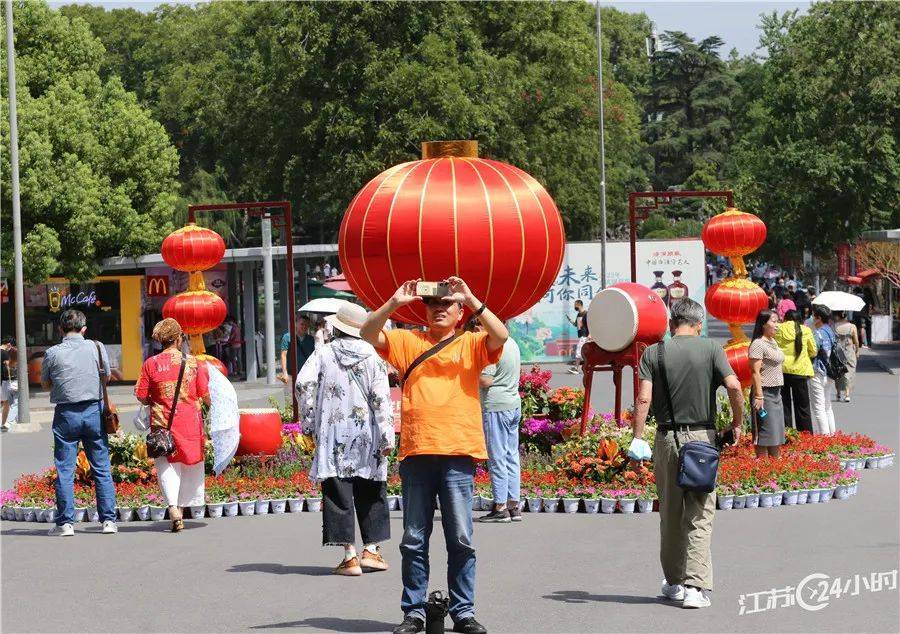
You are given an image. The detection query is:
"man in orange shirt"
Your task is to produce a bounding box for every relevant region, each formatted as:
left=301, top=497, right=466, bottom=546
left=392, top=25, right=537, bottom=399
left=361, top=276, right=507, bottom=634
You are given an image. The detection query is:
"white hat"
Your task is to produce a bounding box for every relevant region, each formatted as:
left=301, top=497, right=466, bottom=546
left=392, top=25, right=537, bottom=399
left=325, top=302, right=368, bottom=338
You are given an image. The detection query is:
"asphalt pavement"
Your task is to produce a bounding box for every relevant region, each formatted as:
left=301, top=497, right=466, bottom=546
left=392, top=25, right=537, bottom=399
left=1, top=337, right=898, bottom=633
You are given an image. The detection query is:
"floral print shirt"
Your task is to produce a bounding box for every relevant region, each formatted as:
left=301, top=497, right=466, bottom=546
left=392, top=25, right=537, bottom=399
left=296, top=337, right=394, bottom=482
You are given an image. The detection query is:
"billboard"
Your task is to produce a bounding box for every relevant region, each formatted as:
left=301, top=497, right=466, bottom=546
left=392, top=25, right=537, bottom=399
left=509, top=239, right=706, bottom=363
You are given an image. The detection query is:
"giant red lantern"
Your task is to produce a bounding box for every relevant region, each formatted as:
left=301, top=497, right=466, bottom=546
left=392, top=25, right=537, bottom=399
left=704, top=277, right=769, bottom=325
left=161, top=224, right=226, bottom=272
left=338, top=140, right=566, bottom=324
left=162, top=291, right=227, bottom=335
left=701, top=208, right=766, bottom=258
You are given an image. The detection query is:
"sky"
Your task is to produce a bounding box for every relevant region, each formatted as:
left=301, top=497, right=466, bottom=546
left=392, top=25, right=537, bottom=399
left=50, top=0, right=814, bottom=58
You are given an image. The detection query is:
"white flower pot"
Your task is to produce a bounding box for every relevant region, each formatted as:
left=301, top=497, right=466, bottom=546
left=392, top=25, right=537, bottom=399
left=136, top=505, right=151, bottom=521
left=618, top=499, right=636, bottom=514
left=885, top=454, right=895, bottom=467
left=13, top=506, right=25, bottom=521
left=305, top=497, right=322, bottom=512
left=878, top=456, right=891, bottom=469
left=562, top=498, right=580, bottom=513
left=118, top=507, right=135, bottom=522
left=834, top=485, right=850, bottom=500
left=516, top=499, right=526, bottom=512
left=637, top=498, right=654, bottom=513
left=149, top=506, right=167, bottom=521
left=745, top=494, right=760, bottom=509
left=807, top=489, right=821, bottom=503
left=733, top=495, right=747, bottom=509
left=759, top=493, right=774, bottom=508
left=238, top=501, right=256, bottom=516
left=819, top=488, right=834, bottom=502
left=855, top=458, right=866, bottom=470
left=46, top=509, right=58, bottom=523
left=270, top=499, right=287, bottom=514
left=600, top=498, right=616, bottom=514
left=717, top=495, right=734, bottom=510
left=288, top=498, right=304, bottom=513
left=223, top=502, right=240, bottom=516
left=783, top=491, right=799, bottom=505
left=87, top=507, right=100, bottom=523
left=527, top=498, right=542, bottom=512
left=796, top=490, right=809, bottom=504
left=189, top=504, right=206, bottom=518
left=24, top=507, right=37, bottom=522
left=254, top=500, right=270, bottom=515
left=35, top=508, right=49, bottom=522
left=0, top=506, right=8, bottom=521
left=865, top=457, right=879, bottom=469
left=397, top=497, right=403, bottom=511
left=772, top=491, right=784, bottom=506
left=541, top=497, right=558, bottom=513
left=848, top=483, right=858, bottom=496
left=583, top=499, right=600, bottom=514
left=206, top=503, right=224, bottom=518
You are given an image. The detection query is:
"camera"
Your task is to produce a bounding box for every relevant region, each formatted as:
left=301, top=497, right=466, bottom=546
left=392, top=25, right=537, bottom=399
left=416, top=281, right=450, bottom=298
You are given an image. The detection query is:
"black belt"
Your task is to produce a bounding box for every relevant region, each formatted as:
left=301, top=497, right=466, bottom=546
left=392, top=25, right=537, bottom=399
left=657, top=423, right=716, bottom=431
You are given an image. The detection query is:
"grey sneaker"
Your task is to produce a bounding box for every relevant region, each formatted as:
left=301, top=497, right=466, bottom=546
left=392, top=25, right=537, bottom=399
left=682, top=586, right=711, bottom=608
left=101, top=520, right=118, bottom=534
left=477, top=508, right=511, bottom=523
left=48, top=523, right=74, bottom=537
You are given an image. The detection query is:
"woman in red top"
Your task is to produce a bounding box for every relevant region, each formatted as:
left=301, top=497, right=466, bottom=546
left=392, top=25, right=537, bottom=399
left=135, top=319, right=210, bottom=532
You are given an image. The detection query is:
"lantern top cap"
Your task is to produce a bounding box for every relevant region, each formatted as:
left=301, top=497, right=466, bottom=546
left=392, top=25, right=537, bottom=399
left=421, top=140, right=478, bottom=159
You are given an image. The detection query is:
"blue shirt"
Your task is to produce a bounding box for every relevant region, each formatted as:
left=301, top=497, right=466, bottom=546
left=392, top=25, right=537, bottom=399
left=280, top=331, right=315, bottom=373
left=813, top=325, right=835, bottom=376
left=41, top=334, right=111, bottom=405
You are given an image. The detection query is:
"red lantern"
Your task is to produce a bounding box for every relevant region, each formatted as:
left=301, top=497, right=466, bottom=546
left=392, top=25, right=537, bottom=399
left=196, top=354, right=228, bottom=377
left=162, top=291, right=226, bottom=335
left=236, top=409, right=283, bottom=456
left=704, top=277, right=768, bottom=325
left=339, top=141, right=566, bottom=324
left=724, top=340, right=752, bottom=388
left=161, top=224, right=226, bottom=272
left=701, top=208, right=766, bottom=257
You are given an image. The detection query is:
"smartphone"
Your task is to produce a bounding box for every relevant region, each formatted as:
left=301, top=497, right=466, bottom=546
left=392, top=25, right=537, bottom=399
left=415, top=281, right=450, bottom=298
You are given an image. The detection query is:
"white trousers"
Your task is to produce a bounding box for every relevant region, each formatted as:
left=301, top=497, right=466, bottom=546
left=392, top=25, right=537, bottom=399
left=155, top=456, right=205, bottom=507
left=809, top=373, right=836, bottom=435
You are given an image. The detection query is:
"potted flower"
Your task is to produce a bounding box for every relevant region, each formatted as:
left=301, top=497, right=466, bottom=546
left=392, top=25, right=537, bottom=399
left=818, top=478, right=835, bottom=503
left=526, top=487, right=542, bottom=513
left=205, top=481, right=228, bottom=518
left=833, top=470, right=855, bottom=500
left=146, top=492, right=167, bottom=521
left=783, top=481, right=801, bottom=506
left=238, top=489, right=257, bottom=516
left=744, top=486, right=760, bottom=509
left=305, top=483, right=322, bottom=512
left=268, top=480, right=289, bottom=514
left=74, top=488, right=93, bottom=522
left=581, top=486, right=600, bottom=514
left=637, top=484, right=656, bottom=514
left=599, top=489, right=617, bottom=514
left=540, top=487, right=559, bottom=513
left=806, top=485, right=821, bottom=503
left=560, top=486, right=580, bottom=514
left=386, top=475, right=401, bottom=511
left=716, top=483, right=734, bottom=510
left=732, top=485, right=747, bottom=510
left=615, top=488, right=640, bottom=514
left=758, top=481, right=778, bottom=508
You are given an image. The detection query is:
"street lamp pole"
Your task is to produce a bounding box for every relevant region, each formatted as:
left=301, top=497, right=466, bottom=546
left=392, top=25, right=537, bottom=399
left=596, top=0, right=608, bottom=289
left=4, top=0, right=31, bottom=426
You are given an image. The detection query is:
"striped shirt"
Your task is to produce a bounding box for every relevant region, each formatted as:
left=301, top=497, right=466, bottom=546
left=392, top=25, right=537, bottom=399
left=748, top=337, right=785, bottom=387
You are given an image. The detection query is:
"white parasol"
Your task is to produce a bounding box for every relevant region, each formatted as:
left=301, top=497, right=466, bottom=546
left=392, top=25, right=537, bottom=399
left=811, top=291, right=865, bottom=312
left=298, top=297, right=353, bottom=314
left=205, top=363, right=240, bottom=474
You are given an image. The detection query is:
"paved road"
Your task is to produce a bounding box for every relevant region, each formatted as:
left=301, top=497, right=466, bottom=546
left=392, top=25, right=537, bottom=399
left=2, top=355, right=898, bottom=633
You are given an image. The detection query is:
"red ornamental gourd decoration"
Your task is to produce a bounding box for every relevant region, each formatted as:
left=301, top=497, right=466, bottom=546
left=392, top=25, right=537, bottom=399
left=161, top=223, right=228, bottom=375
left=701, top=206, right=768, bottom=388
left=338, top=141, right=566, bottom=324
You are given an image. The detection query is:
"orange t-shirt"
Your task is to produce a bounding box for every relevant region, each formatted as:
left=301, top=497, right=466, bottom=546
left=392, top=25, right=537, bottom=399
left=379, top=329, right=502, bottom=460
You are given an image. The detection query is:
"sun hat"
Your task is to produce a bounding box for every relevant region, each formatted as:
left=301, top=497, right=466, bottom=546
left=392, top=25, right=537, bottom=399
left=325, top=302, right=368, bottom=338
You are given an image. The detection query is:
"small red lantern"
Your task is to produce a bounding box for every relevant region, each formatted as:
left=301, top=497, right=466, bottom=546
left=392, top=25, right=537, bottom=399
left=339, top=140, right=566, bottom=324
left=236, top=409, right=283, bottom=456
left=701, top=208, right=766, bottom=257
left=724, top=340, right=752, bottom=388
left=161, top=224, right=226, bottom=272
left=196, top=354, right=228, bottom=377
left=162, top=291, right=226, bottom=335
left=704, top=277, right=769, bottom=325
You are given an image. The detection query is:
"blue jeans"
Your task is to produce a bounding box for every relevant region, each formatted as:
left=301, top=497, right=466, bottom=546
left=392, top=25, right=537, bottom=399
left=483, top=408, right=522, bottom=504
left=399, top=456, right=476, bottom=622
left=52, top=401, right=117, bottom=525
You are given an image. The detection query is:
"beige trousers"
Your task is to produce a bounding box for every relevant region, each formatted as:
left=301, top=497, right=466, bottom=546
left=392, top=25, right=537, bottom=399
left=653, top=429, right=717, bottom=591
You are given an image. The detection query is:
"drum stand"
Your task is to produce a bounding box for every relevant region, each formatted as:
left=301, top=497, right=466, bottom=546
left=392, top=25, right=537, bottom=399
left=578, top=341, right=648, bottom=434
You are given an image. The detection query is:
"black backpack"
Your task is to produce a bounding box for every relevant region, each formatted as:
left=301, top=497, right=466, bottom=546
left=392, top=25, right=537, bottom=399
left=827, top=339, right=849, bottom=380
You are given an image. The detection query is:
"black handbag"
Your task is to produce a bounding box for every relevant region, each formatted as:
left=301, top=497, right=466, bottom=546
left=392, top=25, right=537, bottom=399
left=658, top=341, right=720, bottom=493
left=146, top=354, right=186, bottom=459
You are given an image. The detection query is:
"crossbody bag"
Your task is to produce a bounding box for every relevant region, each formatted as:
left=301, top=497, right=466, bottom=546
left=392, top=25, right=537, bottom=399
left=146, top=354, right=187, bottom=459
left=94, top=341, right=119, bottom=434
left=657, top=341, right=720, bottom=493
left=401, top=333, right=459, bottom=386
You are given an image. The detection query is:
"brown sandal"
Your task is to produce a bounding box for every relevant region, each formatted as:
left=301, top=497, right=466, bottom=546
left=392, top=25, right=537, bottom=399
left=169, top=506, right=184, bottom=533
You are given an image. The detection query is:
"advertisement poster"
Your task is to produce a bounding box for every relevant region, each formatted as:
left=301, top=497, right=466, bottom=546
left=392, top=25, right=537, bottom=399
left=509, top=239, right=706, bottom=363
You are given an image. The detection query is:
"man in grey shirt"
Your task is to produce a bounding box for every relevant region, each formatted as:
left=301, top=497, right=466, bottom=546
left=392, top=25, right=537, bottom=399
left=476, top=326, right=522, bottom=523
left=40, top=309, right=117, bottom=536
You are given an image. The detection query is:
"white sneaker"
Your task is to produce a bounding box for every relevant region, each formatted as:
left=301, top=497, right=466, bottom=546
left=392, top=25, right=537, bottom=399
left=101, top=520, right=118, bottom=534
left=843, top=396, right=851, bottom=403
left=682, top=586, right=711, bottom=609
left=661, top=579, right=685, bottom=601
left=567, top=367, right=580, bottom=374
left=48, top=523, right=74, bottom=537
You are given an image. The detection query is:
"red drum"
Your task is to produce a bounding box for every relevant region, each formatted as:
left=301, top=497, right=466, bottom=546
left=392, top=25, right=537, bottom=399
left=587, top=282, right=669, bottom=352
left=236, top=408, right=283, bottom=456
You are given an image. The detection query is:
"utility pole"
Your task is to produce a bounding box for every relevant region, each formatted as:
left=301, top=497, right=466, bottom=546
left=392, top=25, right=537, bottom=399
left=4, top=0, right=31, bottom=427
left=261, top=218, right=277, bottom=385
left=596, top=0, right=608, bottom=289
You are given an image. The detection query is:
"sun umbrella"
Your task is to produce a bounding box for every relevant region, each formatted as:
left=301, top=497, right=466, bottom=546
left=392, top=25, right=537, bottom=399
left=205, top=363, right=240, bottom=475
left=811, top=291, right=865, bottom=312
left=298, top=297, right=353, bottom=314
left=324, top=274, right=353, bottom=292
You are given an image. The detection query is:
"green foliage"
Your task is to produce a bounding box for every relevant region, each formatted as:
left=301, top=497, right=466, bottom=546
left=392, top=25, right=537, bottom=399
left=0, top=0, right=179, bottom=283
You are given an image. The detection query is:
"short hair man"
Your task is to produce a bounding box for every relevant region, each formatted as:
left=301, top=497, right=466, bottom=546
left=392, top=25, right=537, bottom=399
left=630, top=298, right=744, bottom=608
left=280, top=313, right=315, bottom=384
left=41, top=309, right=117, bottom=536
left=361, top=277, right=507, bottom=634
left=566, top=300, right=589, bottom=374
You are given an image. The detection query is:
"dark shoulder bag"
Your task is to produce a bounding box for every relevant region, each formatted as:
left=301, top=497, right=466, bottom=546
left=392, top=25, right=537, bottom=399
left=94, top=341, right=119, bottom=434
left=658, top=341, right=720, bottom=493
left=146, top=354, right=186, bottom=459
left=401, top=333, right=460, bottom=385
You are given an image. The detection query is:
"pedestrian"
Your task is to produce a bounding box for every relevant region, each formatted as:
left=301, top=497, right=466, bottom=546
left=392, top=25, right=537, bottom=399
left=314, top=316, right=328, bottom=350
left=832, top=311, right=859, bottom=402
left=40, top=309, right=117, bottom=537
left=135, top=318, right=211, bottom=533
left=631, top=298, right=744, bottom=609
left=324, top=261, right=333, bottom=279
left=224, top=315, right=243, bottom=376
left=1, top=336, right=14, bottom=431
left=361, top=276, right=506, bottom=634
left=280, top=313, right=316, bottom=385
left=810, top=305, right=837, bottom=435
left=749, top=310, right=786, bottom=457
left=775, top=288, right=796, bottom=321
left=475, top=323, right=522, bottom=524
left=296, top=302, right=395, bottom=576
left=775, top=309, right=817, bottom=432
left=852, top=287, right=873, bottom=348
left=566, top=299, right=589, bottom=374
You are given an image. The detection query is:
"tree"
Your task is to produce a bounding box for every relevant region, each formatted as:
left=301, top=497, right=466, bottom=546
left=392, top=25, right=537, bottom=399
left=0, top=1, right=179, bottom=282
left=855, top=242, right=900, bottom=290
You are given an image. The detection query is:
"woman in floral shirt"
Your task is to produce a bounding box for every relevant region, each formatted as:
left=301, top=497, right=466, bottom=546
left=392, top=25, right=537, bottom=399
left=296, top=303, right=394, bottom=576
